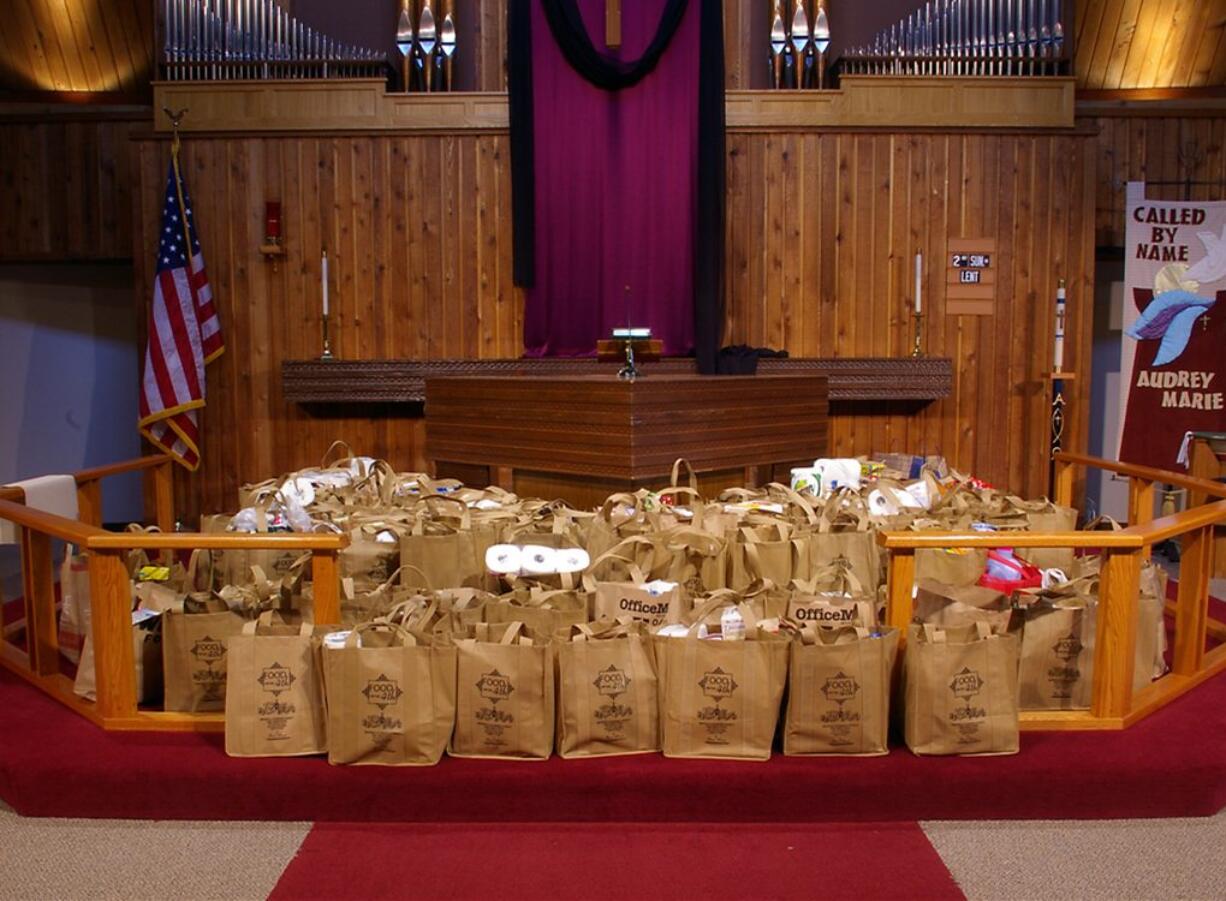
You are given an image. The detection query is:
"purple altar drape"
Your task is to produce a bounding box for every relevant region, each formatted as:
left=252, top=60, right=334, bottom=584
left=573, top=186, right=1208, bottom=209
left=523, top=0, right=699, bottom=357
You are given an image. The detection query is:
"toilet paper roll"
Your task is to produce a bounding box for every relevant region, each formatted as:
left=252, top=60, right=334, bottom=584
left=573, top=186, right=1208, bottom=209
left=520, top=545, right=560, bottom=575
left=485, top=544, right=524, bottom=575
left=867, top=489, right=900, bottom=517
left=554, top=548, right=591, bottom=574
left=279, top=477, right=317, bottom=509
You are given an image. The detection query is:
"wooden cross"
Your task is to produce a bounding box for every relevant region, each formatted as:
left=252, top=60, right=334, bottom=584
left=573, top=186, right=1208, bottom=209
left=605, top=0, right=621, bottom=48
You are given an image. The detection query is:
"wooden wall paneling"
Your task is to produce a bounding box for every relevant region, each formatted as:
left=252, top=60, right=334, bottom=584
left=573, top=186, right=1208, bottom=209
left=130, top=127, right=1098, bottom=516
left=1117, top=0, right=1166, bottom=91
left=723, top=134, right=744, bottom=349
left=870, top=134, right=894, bottom=454
left=763, top=134, right=784, bottom=351
left=1102, top=0, right=1144, bottom=91
left=459, top=138, right=480, bottom=358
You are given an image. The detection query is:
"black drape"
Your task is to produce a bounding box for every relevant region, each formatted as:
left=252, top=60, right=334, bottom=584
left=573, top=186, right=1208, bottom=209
left=508, top=0, right=726, bottom=373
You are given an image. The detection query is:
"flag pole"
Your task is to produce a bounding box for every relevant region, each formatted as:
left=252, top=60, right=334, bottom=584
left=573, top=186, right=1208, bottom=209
left=163, top=107, right=195, bottom=267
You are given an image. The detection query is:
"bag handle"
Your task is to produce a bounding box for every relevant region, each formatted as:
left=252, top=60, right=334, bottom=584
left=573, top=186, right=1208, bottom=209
left=398, top=564, right=433, bottom=590
left=670, top=457, right=700, bottom=491
left=348, top=619, right=417, bottom=647
left=581, top=552, right=646, bottom=592
left=499, top=620, right=526, bottom=645
left=321, top=440, right=357, bottom=469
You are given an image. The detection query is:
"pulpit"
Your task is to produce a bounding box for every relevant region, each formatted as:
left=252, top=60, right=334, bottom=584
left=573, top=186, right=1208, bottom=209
left=425, top=374, right=828, bottom=509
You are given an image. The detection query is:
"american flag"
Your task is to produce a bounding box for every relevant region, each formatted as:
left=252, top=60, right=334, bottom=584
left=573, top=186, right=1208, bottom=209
left=138, top=160, right=224, bottom=470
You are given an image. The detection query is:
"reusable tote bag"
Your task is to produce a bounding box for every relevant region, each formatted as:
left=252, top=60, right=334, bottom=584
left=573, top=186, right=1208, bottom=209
left=556, top=621, right=659, bottom=758
left=225, top=617, right=326, bottom=757
left=322, top=620, right=457, bottom=766
left=656, top=602, right=789, bottom=760
left=450, top=622, right=555, bottom=760
left=904, top=622, right=1020, bottom=756
left=784, top=625, right=898, bottom=756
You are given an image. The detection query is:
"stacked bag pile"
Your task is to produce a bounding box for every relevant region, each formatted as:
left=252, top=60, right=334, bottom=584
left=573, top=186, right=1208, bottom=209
left=57, top=444, right=1169, bottom=762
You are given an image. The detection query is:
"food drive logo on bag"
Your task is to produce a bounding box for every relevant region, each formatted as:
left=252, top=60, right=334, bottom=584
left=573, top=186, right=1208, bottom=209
left=255, top=662, right=297, bottom=741
left=1047, top=632, right=1085, bottom=697
left=948, top=666, right=988, bottom=741
left=190, top=635, right=227, bottom=701
left=360, top=673, right=404, bottom=742
left=697, top=667, right=738, bottom=745
left=475, top=669, right=514, bottom=747
left=819, top=670, right=862, bottom=739
left=592, top=664, right=633, bottom=739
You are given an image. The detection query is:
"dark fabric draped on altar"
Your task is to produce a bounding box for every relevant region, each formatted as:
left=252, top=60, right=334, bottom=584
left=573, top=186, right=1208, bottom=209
left=508, top=0, right=725, bottom=372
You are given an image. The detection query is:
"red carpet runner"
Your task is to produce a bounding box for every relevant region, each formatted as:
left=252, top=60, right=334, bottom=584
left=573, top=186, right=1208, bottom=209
left=1, top=658, right=1224, bottom=822
left=269, top=822, right=964, bottom=901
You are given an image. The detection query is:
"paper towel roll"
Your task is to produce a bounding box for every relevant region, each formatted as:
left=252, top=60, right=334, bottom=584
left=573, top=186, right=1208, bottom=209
left=813, top=458, right=861, bottom=492
left=485, top=544, right=524, bottom=574
left=520, top=545, right=560, bottom=575
left=555, top=548, right=591, bottom=574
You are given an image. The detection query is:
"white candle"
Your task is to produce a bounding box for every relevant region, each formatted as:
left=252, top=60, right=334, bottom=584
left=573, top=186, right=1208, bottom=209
left=322, top=250, right=329, bottom=318
left=914, top=251, right=923, bottom=314
left=1054, top=280, right=1066, bottom=372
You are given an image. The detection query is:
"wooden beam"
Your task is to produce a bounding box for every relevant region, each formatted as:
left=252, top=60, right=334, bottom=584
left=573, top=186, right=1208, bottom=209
left=87, top=550, right=137, bottom=721
left=1090, top=549, right=1141, bottom=720
left=19, top=528, right=58, bottom=676
left=1172, top=525, right=1212, bottom=676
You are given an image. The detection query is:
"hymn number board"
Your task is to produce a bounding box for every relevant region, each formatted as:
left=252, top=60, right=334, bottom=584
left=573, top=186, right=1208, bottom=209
left=946, top=238, right=997, bottom=315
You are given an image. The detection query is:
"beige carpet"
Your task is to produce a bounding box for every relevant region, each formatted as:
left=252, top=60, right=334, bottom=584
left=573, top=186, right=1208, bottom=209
left=3, top=797, right=1226, bottom=900
left=923, top=810, right=1226, bottom=900
left=0, top=801, right=308, bottom=901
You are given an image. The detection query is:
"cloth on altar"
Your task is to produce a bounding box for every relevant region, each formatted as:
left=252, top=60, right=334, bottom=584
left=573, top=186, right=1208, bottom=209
left=0, top=475, right=79, bottom=544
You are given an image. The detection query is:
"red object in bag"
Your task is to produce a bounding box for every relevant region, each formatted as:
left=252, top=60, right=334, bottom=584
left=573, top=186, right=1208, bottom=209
left=977, top=549, right=1042, bottom=593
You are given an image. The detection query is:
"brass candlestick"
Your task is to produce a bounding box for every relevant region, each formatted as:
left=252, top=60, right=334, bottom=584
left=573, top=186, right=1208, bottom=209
left=911, top=310, right=924, bottom=357
left=321, top=314, right=334, bottom=360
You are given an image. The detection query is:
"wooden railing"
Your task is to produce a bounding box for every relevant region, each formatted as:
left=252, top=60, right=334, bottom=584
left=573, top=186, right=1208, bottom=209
left=880, top=451, right=1226, bottom=731
left=3, top=451, right=1224, bottom=734
left=0, top=455, right=346, bottom=732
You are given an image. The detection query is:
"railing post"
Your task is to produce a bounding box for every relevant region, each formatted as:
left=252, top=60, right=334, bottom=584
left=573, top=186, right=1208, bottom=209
left=1128, top=477, right=1155, bottom=560
left=1173, top=525, right=1212, bottom=676
left=885, top=548, right=916, bottom=635
left=312, top=549, right=340, bottom=625
left=1053, top=457, right=1075, bottom=509
left=87, top=550, right=137, bottom=722
left=76, top=480, right=103, bottom=528
left=19, top=529, right=59, bottom=676
left=152, top=458, right=175, bottom=533
left=1090, top=547, right=1141, bottom=719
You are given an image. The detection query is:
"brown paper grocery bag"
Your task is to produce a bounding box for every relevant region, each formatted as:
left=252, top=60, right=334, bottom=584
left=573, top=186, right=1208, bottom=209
left=450, top=621, right=555, bottom=760
left=1019, top=600, right=1095, bottom=710
left=915, top=546, right=988, bottom=587
left=914, top=579, right=1015, bottom=633
left=322, top=621, right=457, bottom=766
left=784, top=625, right=898, bottom=756
left=903, top=622, right=1020, bottom=756
left=788, top=564, right=877, bottom=628
left=556, top=621, right=659, bottom=758
left=655, top=602, right=789, bottom=760
left=485, top=587, right=588, bottom=635
left=162, top=595, right=249, bottom=712
left=225, top=617, right=327, bottom=757
left=585, top=548, right=685, bottom=628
